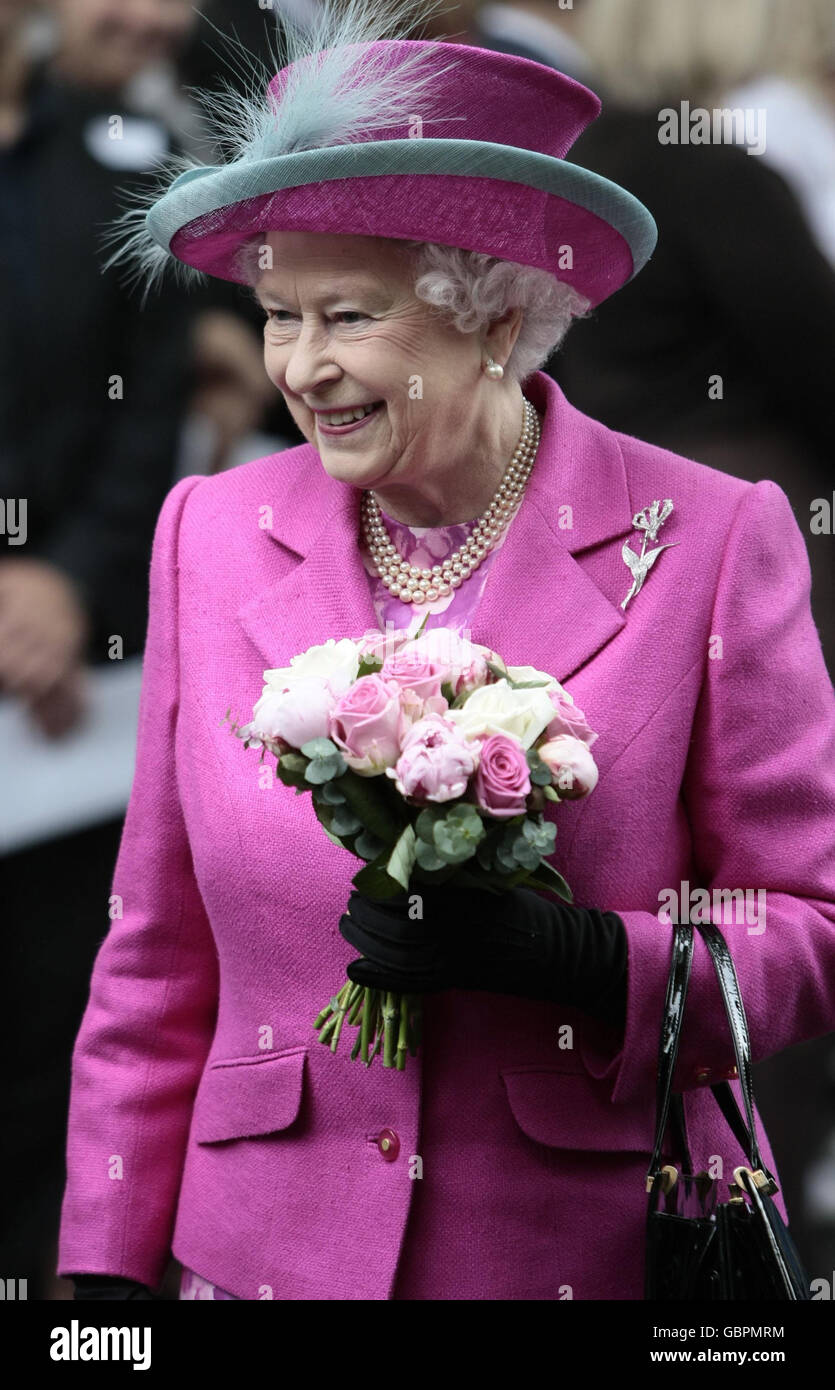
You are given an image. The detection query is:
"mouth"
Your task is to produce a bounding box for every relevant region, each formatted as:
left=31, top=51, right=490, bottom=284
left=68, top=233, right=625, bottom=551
left=314, top=401, right=384, bottom=436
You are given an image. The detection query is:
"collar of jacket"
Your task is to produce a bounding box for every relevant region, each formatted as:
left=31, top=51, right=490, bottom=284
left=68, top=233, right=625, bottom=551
left=238, top=371, right=636, bottom=686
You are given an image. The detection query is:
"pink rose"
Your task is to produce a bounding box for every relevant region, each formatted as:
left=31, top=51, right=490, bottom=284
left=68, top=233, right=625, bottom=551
left=386, top=713, right=480, bottom=803
left=380, top=647, right=447, bottom=706
left=249, top=675, right=336, bottom=747
left=409, top=629, right=491, bottom=697
left=473, top=734, right=531, bottom=818
left=537, top=735, right=599, bottom=800
left=329, top=674, right=403, bottom=776
left=544, top=689, right=598, bottom=747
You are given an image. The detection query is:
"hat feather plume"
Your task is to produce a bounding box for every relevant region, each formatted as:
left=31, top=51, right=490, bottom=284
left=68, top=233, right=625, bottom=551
left=99, top=0, right=461, bottom=303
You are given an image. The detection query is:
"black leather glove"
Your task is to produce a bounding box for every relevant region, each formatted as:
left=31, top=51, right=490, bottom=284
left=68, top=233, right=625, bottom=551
left=72, top=1274, right=158, bottom=1300
left=339, top=882, right=628, bottom=1030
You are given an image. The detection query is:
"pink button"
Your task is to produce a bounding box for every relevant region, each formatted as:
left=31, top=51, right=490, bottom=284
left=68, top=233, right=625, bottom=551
left=377, top=1128, right=400, bottom=1162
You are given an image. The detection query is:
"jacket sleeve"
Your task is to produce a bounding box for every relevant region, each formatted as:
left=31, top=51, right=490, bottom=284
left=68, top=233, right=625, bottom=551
left=56, top=473, right=220, bottom=1289
left=581, top=478, right=835, bottom=1106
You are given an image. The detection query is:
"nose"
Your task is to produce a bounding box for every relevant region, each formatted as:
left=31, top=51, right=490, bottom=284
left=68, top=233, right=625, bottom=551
left=282, top=322, right=342, bottom=399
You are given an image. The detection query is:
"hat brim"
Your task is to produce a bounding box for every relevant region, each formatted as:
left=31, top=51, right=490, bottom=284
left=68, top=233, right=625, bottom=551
left=147, top=138, right=657, bottom=308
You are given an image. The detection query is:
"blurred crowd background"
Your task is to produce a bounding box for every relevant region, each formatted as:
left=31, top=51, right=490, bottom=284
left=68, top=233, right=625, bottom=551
left=1, top=0, right=834, bottom=1300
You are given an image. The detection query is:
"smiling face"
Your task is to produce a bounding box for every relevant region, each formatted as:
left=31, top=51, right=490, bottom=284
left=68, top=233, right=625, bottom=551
left=253, top=230, right=522, bottom=525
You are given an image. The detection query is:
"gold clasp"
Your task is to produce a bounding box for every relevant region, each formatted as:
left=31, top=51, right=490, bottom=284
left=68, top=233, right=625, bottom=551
left=646, top=1163, right=679, bottom=1194
left=733, top=1165, right=778, bottom=1197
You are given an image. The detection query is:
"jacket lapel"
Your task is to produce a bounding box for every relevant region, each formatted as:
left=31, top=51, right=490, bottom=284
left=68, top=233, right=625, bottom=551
left=237, top=371, right=637, bottom=684
left=237, top=484, right=380, bottom=671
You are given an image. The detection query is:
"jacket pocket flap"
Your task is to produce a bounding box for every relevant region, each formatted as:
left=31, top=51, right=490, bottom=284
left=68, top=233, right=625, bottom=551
left=500, top=1066, right=652, bottom=1152
left=193, top=1047, right=306, bottom=1144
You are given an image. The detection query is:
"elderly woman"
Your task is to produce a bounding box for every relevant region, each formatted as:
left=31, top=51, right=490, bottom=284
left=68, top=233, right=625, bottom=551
left=57, top=10, right=835, bottom=1302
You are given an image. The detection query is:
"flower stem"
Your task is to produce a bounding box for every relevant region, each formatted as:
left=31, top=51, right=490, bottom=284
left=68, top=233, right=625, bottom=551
left=366, top=1025, right=383, bottom=1068
left=396, top=994, right=410, bottom=1070
left=313, top=986, right=346, bottom=1030
left=347, top=988, right=364, bottom=1026
left=317, top=981, right=351, bottom=1043
left=382, top=991, right=397, bottom=1068
left=330, top=981, right=360, bottom=1052
left=360, top=986, right=373, bottom=1064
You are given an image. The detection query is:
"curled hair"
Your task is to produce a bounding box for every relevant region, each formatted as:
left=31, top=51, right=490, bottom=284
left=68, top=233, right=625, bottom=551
left=236, top=235, right=591, bottom=383
left=402, top=240, right=591, bottom=384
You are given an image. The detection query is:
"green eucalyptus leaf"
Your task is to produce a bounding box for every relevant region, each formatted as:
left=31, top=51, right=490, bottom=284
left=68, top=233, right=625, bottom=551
left=415, top=838, right=447, bottom=872
left=317, top=781, right=347, bottom=805
left=415, top=805, right=446, bottom=843
left=543, top=784, right=561, bottom=802
left=276, top=753, right=310, bottom=790
left=330, top=806, right=363, bottom=836
left=513, top=843, right=540, bottom=871
left=496, top=842, right=519, bottom=872
left=300, top=737, right=340, bottom=759
left=337, top=770, right=404, bottom=845
left=526, top=749, right=553, bottom=786
left=434, top=825, right=476, bottom=864
left=354, top=830, right=386, bottom=860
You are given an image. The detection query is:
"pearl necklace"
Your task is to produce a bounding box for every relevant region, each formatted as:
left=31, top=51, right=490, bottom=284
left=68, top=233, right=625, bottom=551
left=360, top=397, right=541, bottom=604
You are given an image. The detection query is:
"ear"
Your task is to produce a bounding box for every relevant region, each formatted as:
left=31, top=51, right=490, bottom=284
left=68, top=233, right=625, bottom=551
left=483, top=306, right=523, bottom=367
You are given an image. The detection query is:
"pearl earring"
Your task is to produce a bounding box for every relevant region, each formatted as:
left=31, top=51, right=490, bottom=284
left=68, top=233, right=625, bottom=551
left=484, top=357, right=504, bottom=380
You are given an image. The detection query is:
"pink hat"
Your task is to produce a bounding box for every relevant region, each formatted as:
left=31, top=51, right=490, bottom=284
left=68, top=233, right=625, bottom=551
left=104, top=23, right=656, bottom=309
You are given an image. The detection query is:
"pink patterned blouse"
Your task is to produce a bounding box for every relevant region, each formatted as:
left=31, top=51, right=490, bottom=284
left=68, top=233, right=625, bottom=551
left=356, top=498, right=512, bottom=640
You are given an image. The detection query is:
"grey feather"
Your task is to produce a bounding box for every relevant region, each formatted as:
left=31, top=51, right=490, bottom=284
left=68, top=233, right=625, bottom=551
left=99, top=0, right=461, bottom=303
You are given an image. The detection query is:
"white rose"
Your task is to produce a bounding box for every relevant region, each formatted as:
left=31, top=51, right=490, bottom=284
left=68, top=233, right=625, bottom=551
left=504, top=664, right=572, bottom=702
left=262, top=637, right=361, bottom=699
left=250, top=676, right=336, bottom=747
left=445, top=678, right=556, bottom=749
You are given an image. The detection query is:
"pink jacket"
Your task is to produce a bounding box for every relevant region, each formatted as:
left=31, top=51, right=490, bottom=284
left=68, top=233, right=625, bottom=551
left=57, top=370, right=835, bottom=1300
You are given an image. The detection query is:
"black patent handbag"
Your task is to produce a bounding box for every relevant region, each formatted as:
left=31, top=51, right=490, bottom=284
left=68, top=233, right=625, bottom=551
left=644, top=919, right=811, bottom=1300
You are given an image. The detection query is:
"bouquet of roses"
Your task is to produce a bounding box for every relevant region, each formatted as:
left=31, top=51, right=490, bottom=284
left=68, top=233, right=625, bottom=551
left=228, top=617, right=599, bottom=1071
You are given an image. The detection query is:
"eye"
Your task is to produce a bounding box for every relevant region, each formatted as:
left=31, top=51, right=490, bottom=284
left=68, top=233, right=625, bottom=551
left=332, top=311, right=367, bottom=325
left=264, top=308, right=295, bottom=323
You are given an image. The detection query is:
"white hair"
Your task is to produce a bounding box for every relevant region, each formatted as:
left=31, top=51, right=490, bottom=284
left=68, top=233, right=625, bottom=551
left=236, top=235, right=591, bottom=384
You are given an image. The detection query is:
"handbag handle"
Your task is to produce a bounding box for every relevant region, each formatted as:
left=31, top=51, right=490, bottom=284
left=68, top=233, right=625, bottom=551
left=646, top=919, right=776, bottom=1189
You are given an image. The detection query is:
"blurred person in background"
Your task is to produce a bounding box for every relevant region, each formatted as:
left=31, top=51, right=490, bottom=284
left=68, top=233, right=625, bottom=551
left=554, top=0, right=835, bottom=678
left=552, top=0, right=835, bottom=1275
left=476, top=0, right=594, bottom=81
left=724, top=0, right=835, bottom=267
left=0, top=0, right=204, bottom=1302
